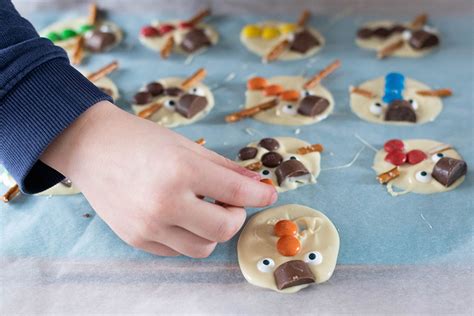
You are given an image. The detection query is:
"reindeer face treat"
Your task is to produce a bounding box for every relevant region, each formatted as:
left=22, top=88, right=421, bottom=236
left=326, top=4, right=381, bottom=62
left=240, top=10, right=324, bottom=63
left=236, top=137, right=323, bottom=193
left=226, top=60, right=339, bottom=125
left=132, top=69, right=214, bottom=128
left=356, top=14, right=440, bottom=59
left=238, top=204, right=339, bottom=293
left=350, top=72, right=452, bottom=125
left=41, top=4, right=122, bottom=64
left=374, top=139, right=467, bottom=196
left=139, top=9, right=218, bottom=59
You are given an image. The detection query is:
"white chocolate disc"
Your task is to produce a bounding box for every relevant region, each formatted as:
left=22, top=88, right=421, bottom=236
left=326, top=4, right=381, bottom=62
left=131, top=77, right=214, bottom=128
left=240, top=21, right=325, bottom=61
left=373, top=139, right=466, bottom=196
left=355, top=20, right=438, bottom=58
left=350, top=76, right=442, bottom=125
left=237, top=204, right=339, bottom=293
left=235, top=137, right=320, bottom=193
left=139, top=21, right=218, bottom=55
left=80, top=70, right=120, bottom=101
left=245, top=76, right=334, bottom=126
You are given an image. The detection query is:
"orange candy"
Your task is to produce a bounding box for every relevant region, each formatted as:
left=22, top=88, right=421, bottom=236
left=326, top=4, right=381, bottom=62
left=264, top=84, right=284, bottom=96
left=274, top=220, right=297, bottom=237
left=247, top=77, right=268, bottom=90
left=277, top=235, right=301, bottom=256
left=260, top=178, right=274, bottom=186
left=280, top=90, right=300, bottom=101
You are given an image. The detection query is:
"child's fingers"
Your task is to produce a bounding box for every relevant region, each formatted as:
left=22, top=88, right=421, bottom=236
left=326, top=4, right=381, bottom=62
left=140, top=241, right=181, bottom=257
left=161, top=226, right=218, bottom=258
left=175, top=198, right=246, bottom=242
left=193, top=159, right=277, bottom=207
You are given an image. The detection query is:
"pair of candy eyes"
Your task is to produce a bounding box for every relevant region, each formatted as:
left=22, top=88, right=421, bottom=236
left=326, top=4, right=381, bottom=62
left=257, top=251, right=323, bottom=273
left=415, top=153, right=445, bottom=183
left=281, top=90, right=314, bottom=115
left=163, top=87, right=205, bottom=109
left=369, top=99, right=418, bottom=115
left=260, top=156, right=298, bottom=177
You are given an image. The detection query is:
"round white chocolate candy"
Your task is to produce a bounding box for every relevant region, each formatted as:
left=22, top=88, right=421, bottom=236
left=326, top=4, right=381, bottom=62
left=131, top=77, right=214, bottom=128
left=237, top=204, right=339, bottom=293
left=355, top=20, right=439, bottom=58
left=373, top=139, right=467, bottom=196
left=245, top=76, right=334, bottom=126
left=350, top=76, right=443, bottom=125
left=240, top=21, right=325, bottom=61
left=235, top=137, right=321, bottom=193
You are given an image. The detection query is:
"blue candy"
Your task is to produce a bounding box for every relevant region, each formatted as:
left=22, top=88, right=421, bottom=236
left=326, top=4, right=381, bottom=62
left=383, top=72, right=405, bottom=104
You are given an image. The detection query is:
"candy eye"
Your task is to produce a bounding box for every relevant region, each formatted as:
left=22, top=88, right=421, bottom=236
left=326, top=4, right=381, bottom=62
left=300, top=90, right=314, bottom=98
left=369, top=101, right=384, bottom=115
left=257, top=258, right=275, bottom=272
left=304, top=251, right=323, bottom=265
left=289, top=156, right=298, bottom=160
left=408, top=99, right=418, bottom=110
left=260, top=169, right=272, bottom=178
left=189, top=87, right=205, bottom=96
left=431, top=152, right=444, bottom=163
left=402, top=30, right=412, bottom=40
left=415, top=170, right=432, bottom=183
left=281, top=104, right=297, bottom=115
left=164, top=99, right=176, bottom=110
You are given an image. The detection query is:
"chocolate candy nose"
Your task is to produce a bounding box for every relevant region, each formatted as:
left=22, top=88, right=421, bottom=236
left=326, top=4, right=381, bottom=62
left=409, top=30, right=440, bottom=50
left=384, top=100, right=417, bottom=123
left=274, top=260, right=315, bottom=290
left=275, top=159, right=310, bottom=186
left=297, top=95, right=330, bottom=117
left=432, top=157, right=467, bottom=187
left=176, top=94, right=208, bottom=119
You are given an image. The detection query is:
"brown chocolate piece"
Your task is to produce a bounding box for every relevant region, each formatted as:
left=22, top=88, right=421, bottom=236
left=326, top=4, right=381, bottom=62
left=297, top=95, right=330, bottom=117
left=275, top=160, right=310, bottom=185
left=84, top=30, right=117, bottom=52
left=164, top=87, right=184, bottom=96
left=180, top=28, right=212, bottom=53
left=261, top=152, right=283, bottom=168
left=258, top=138, right=280, bottom=151
left=133, top=91, right=152, bottom=105
left=391, top=24, right=406, bottom=33
left=176, top=94, right=208, bottom=118
left=432, top=157, right=467, bottom=187
left=274, top=260, right=315, bottom=290
left=146, top=82, right=164, bottom=96
left=357, top=27, right=373, bottom=39
left=289, top=29, right=320, bottom=54
left=384, top=100, right=417, bottom=123
left=60, top=178, right=72, bottom=187
left=408, top=30, right=439, bottom=50
left=239, top=147, right=258, bottom=160
left=372, top=27, right=392, bottom=39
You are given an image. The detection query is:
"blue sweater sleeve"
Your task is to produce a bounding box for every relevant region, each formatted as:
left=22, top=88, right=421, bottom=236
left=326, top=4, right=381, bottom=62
left=0, top=0, right=112, bottom=194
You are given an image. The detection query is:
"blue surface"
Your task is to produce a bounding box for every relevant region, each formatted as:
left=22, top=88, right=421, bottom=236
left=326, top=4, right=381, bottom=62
left=1, top=12, right=472, bottom=265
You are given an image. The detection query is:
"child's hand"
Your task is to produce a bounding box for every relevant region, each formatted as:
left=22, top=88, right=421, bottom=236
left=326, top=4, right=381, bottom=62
left=41, top=101, right=277, bottom=257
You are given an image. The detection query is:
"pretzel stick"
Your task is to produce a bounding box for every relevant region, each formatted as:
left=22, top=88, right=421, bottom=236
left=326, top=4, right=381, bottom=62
left=138, top=103, right=162, bottom=119
left=350, top=86, right=377, bottom=99
left=225, top=99, right=278, bottom=123
left=377, top=167, right=400, bottom=184
left=303, top=59, right=341, bottom=89
left=160, top=36, right=174, bottom=59
left=88, top=3, right=98, bottom=25
left=1, top=184, right=20, bottom=203
left=263, top=39, right=290, bottom=63
left=87, top=61, right=119, bottom=82
left=416, top=89, right=453, bottom=97
left=245, top=161, right=263, bottom=171
left=185, top=8, right=211, bottom=26
left=297, top=143, right=324, bottom=154
left=410, top=13, right=428, bottom=30
left=195, top=138, right=206, bottom=145
left=428, top=144, right=452, bottom=155
left=181, top=68, right=207, bottom=90
left=377, top=39, right=404, bottom=59
left=71, top=36, right=85, bottom=65
left=297, top=9, right=311, bottom=27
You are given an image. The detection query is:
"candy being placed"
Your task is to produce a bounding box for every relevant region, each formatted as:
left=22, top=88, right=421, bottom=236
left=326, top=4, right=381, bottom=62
left=258, top=138, right=280, bottom=151
left=275, top=159, right=310, bottom=186
left=176, top=94, right=208, bottom=119
left=237, top=204, right=339, bottom=293
left=261, top=152, right=283, bottom=168
left=297, top=95, right=330, bottom=117
left=373, top=139, right=468, bottom=196
left=84, top=30, right=117, bottom=52
left=432, top=157, right=467, bottom=187
left=146, top=82, right=164, bottom=96
left=384, top=100, right=417, bottom=122
left=408, top=30, right=440, bottom=50
left=289, top=30, right=320, bottom=54
left=239, top=147, right=258, bottom=160
left=180, top=28, right=212, bottom=53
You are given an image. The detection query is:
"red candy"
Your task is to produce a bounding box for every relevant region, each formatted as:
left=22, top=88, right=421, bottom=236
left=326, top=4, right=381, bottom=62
left=384, top=139, right=405, bottom=153
left=179, top=21, right=193, bottom=29
left=159, top=24, right=175, bottom=35
left=140, top=25, right=160, bottom=37
left=406, top=149, right=427, bottom=164
left=385, top=150, right=407, bottom=166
